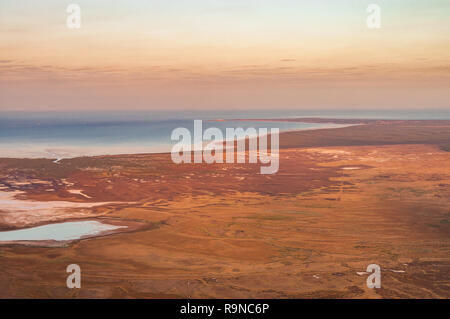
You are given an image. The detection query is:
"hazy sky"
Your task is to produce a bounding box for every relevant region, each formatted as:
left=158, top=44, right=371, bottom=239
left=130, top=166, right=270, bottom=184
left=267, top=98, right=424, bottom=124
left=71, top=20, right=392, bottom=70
left=1, top=0, right=449, bottom=111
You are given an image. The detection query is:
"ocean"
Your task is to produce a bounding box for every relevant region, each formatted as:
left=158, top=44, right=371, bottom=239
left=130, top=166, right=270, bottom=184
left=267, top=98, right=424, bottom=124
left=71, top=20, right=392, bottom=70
left=0, top=109, right=448, bottom=159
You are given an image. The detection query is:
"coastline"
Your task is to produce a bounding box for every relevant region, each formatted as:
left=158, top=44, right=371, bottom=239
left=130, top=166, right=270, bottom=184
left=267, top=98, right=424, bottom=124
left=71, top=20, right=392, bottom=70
left=2, top=117, right=450, bottom=161
left=0, top=118, right=449, bottom=298
left=0, top=119, right=355, bottom=160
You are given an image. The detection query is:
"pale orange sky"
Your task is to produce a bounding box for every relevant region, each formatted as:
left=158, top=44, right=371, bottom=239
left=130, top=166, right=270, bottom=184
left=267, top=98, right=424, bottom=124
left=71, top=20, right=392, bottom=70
left=1, top=0, right=450, bottom=111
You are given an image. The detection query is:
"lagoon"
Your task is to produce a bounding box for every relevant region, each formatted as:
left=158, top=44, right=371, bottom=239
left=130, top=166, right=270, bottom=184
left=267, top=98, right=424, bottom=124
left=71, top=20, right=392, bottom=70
left=0, top=221, right=126, bottom=242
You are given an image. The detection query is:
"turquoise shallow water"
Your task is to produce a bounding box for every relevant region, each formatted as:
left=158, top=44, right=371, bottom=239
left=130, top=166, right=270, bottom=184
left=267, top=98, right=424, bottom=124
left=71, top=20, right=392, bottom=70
left=0, top=221, right=126, bottom=241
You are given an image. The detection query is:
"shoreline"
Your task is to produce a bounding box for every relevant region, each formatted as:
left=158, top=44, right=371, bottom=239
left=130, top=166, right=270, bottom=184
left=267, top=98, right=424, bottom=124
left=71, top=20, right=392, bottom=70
left=1, top=117, right=450, bottom=161
left=0, top=119, right=356, bottom=160
left=0, top=118, right=448, bottom=165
